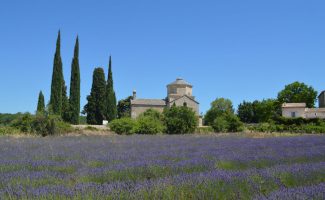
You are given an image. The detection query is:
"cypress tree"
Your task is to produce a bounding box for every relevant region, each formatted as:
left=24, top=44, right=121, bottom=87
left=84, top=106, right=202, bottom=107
left=84, top=68, right=106, bottom=125
left=61, top=83, right=70, bottom=121
left=50, top=31, right=64, bottom=115
left=68, top=36, right=80, bottom=124
left=105, top=55, right=117, bottom=121
left=36, top=91, right=45, bottom=114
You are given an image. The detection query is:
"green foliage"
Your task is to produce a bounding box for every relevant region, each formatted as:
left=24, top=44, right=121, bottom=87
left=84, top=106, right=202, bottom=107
left=139, top=109, right=163, bottom=121
left=36, top=91, right=45, bottom=114
left=277, top=81, right=318, bottom=108
left=10, top=114, right=73, bottom=136
left=204, top=98, right=234, bottom=125
left=211, top=113, right=243, bottom=133
left=237, top=101, right=254, bottom=123
left=0, top=126, right=21, bottom=135
left=68, top=36, right=80, bottom=124
left=247, top=118, right=325, bottom=134
left=105, top=56, right=117, bottom=122
left=50, top=31, right=64, bottom=115
left=0, top=113, right=26, bottom=126
left=238, top=99, right=279, bottom=123
left=134, top=116, right=165, bottom=134
left=117, top=96, right=133, bottom=118
left=83, top=68, right=107, bottom=125
left=163, top=106, right=198, bottom=134
left=61, top=84, right=70, bottom=122
left=109, top=118, right=136, bottom=135
left=195, top=126, right=214, bottom=134
left=212, top=115, right=228, bottom=132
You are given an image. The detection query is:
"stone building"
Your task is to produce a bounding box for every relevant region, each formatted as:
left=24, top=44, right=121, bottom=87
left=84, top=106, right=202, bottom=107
left=282, top=92, right=325, bottom=119
left=131, top=78, right=201, bottom=123
left=319, top=91, right=325, bottom=108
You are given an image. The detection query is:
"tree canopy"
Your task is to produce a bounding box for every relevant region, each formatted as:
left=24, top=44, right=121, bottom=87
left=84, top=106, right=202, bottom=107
left=277, top=81, right=317, bottom=108
left=204, top=98, right=234, bottom=125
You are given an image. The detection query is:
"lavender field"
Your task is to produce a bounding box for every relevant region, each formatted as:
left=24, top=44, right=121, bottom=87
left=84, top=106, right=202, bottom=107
left=0, top=135, right=324, bottom=199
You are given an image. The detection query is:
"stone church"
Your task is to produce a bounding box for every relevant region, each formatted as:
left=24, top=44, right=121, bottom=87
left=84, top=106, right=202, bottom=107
left=131, top=78, right=200, bottom=119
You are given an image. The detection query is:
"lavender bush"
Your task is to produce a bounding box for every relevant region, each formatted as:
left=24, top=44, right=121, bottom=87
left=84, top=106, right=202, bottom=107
left=0, top=135, right=324, bottom=199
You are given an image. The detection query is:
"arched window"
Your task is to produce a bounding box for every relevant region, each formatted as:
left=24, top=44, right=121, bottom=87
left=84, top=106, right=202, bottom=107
left=183, top=102, right=187, bottom=107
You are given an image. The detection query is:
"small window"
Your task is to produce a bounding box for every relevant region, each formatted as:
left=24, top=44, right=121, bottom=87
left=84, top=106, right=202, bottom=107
left=291, top=112, right=296, bottom=118
left=183, top=102, right=187, bottom=107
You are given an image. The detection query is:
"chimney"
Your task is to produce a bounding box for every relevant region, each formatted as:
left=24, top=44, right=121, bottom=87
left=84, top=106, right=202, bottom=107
left=132, top=90, right=136, bottom=99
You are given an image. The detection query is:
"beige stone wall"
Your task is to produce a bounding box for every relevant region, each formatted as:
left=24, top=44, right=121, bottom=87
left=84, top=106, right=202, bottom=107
left=305, top=111, right=325, bottom=119
left=169, top=96, right=199, bottom=115
left=167, top=85, right=192, bottom=97
left=131, top=105, right=165, bottom=119
left=282, top=107, right=305, bottom=118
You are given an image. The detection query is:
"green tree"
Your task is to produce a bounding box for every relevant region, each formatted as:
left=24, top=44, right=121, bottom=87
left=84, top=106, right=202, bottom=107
left=163, top=105, right=198, bottom=134
left=254, top=99, right=278, bottom=122
left=105, top=56, right=117, bottom=122
left=117, top=96, right=133, bottom=118
left=84, top=68, right=106, bottom=125
left=277, top=81, right=318, bottom=108
left=237, top=101, right=254, bottom=123
left=50, top=31, right=64, bottom=115
left=68, top=36, right=80, bottom=124
left=36, top=91, right=45, bottom=114
left=61, top=84, right=70, bottom=122
left=238, top=99, right=279, bottom=123
left=204, top=98, right=234, bottom=125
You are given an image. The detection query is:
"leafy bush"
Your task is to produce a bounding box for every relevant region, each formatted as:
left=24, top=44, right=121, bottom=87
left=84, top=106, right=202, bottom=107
left=134, top=116, right=165, bottom=134
left=0, top=113, right=26, bottom=126
left=109, top=118, right=136, bottom=135
left=10, top=114, right=73, bottom=136
left=212, top=116, right=228, bottom=132
left=0, top=126, right=21, bottom=135
left=163, top=106, right=198, bottom=134
left=247, top=121, right=325, bottom=134
left=195, top=126, right=214, bottom=134
left=139, top=109, right=163, bottom=121
left=211, top=113, right=243, bottom=133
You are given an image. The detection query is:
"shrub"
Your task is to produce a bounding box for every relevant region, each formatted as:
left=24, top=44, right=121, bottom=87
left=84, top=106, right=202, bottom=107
left=195, top=126, right=214, bottom=134
left=109, top=118, right=136, bottom=135
left=212, top=113, right=243, bottom=133
left=225, top=114, right=244, bottom=132
left=11, top=113, right=33, bottom=133
left=163, top=106, right=198, bottom=134
left=10, top=114, right=73, bottom=136
left=212, top=116, right=228, bottom=132
left=139, top=109, right=163, bottom=121
left=134, top=116, right=165, bottom=134
left=0, top=126, right=21, bottom=135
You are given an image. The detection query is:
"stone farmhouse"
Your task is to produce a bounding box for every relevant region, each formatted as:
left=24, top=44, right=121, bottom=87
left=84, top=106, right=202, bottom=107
left=281, top=91, right=325, bottom=119
left=130, top=78, right=202, bottom=125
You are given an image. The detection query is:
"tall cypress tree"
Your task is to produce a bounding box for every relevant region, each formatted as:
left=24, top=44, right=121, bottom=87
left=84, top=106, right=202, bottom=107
left=84, top=68, right=106, bottom=125
left=50, top=31, right=64, bottom=115
left=37, top=91, right=45, bottom=114
left=105, top=55, right=117, bottom=121
left=68, top=36, right=80, bottom=124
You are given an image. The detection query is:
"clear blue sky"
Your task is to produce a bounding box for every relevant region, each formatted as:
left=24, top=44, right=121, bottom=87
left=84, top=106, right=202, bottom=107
left=0, top=0, right=324, bottom=114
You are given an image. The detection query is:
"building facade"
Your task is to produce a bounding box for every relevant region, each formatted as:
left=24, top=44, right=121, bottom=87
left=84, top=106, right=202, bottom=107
left=130, top=78, right=200, bottom=122
left=282, top=98, right=325, bottom=119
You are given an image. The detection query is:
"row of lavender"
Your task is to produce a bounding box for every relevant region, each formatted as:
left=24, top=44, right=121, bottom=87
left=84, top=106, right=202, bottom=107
left=0, top=135, right=324, bottom=199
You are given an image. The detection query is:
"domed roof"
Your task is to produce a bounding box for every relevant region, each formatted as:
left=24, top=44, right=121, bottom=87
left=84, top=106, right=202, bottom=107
left=167, top=78, right=192, bottom=87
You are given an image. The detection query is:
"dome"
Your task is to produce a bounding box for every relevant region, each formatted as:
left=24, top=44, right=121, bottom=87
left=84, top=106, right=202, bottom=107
left=167, top=78, right=192, bottom=87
